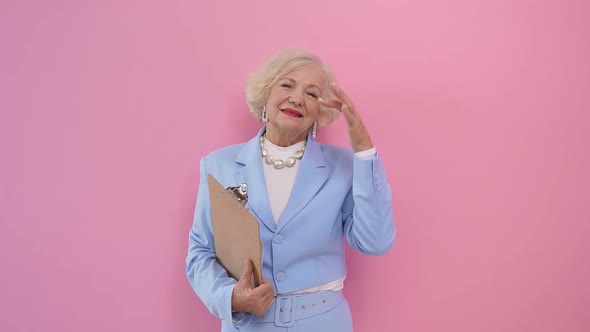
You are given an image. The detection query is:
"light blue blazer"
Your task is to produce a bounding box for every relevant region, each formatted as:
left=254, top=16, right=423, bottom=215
left=186, top=128, right=396, bottom=324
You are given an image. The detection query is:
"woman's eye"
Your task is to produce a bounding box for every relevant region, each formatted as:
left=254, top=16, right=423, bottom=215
left=281, top=84, right=292, bottom=88
left=306, top=92, right=318, bottom=98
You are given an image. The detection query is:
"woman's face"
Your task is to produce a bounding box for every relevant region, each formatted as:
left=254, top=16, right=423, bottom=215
left=264, top=63, right=326, bottom=143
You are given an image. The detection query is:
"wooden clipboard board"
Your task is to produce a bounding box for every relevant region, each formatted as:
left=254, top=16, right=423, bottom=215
left=208, top=174, right=263, bottom=287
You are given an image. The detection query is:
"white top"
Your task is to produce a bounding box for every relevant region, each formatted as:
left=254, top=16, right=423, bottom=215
left=262, top=137, right=376, bottom=294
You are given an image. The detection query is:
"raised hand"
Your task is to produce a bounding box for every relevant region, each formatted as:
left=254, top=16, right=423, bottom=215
left=231, top=259, right=275, bottom=317
left=319, top=82, right=374, bottom=153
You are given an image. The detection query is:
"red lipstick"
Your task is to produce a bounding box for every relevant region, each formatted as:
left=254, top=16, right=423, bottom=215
left=282, top=108, right=303, bottom=118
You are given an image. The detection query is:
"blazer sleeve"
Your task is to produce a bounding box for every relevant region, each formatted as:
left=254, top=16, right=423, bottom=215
left=185, top=157, right=253, bottom=327
left=342, top=151, right=396, bottom=255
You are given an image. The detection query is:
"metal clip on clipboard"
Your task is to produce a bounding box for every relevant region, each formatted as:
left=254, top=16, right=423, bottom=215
left=225, top=183, right=248, bottom=207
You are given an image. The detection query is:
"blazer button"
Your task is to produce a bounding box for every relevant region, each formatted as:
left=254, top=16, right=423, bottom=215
left=276, top=272, right=286, bottom=282
left=273, top=235, right=284, bottom=244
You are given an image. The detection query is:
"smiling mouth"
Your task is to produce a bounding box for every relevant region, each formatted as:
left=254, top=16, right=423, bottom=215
left=282, top=109, right=303, bottom=118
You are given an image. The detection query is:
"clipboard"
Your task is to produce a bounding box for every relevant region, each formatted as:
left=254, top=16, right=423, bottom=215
left=208, top=174, right=263, bottom=288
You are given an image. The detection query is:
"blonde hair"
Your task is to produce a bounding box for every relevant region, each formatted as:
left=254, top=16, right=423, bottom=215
left=245, top=49, right=339, bottom=127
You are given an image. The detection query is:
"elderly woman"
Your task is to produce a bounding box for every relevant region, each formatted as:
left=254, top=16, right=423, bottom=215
left=186, top=49, right=396, bottom=331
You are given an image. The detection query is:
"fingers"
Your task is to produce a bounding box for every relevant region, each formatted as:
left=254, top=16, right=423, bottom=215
left=240, top=259, right=253, bottom=283
left=340, top=104, right=355, bottom=124
left=318, top=98, right=342, bottom=109
left=251, top=286, right=275, bottom=317
left=329, top=82, right=354, bottom=110
left=258, top=295, right=275, bottom=317
left=258, top=290, right=275, bottom=308
left=319, top=82, right=357, bottom=127
left=323, top=82, right=374, bottom=152
left=252, top=278, right=275, bottom=298
left=232, top=263, right=276, bottom=315
left=253, top=300, right=274, bottom=317
left=253, top=277, right=275, bottom=316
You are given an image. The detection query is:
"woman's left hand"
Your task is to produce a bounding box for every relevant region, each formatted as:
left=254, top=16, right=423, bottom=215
left=319, top=82, right=374, bottom=153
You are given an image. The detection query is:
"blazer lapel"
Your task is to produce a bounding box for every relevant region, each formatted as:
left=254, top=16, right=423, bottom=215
left=234, top=128, right=277, bottom=232
left=276, top=135, right=328, bottom=233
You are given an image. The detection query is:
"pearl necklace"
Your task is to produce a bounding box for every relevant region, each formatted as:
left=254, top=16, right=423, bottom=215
left=260, top=136, right=306, bottom=169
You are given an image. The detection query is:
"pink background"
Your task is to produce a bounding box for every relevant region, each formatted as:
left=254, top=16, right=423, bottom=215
left=1, top=0, right=589, bottom=331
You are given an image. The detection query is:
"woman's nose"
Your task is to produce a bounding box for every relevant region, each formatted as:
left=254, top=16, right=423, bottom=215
left=288, top=92, right=304, bottom=106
